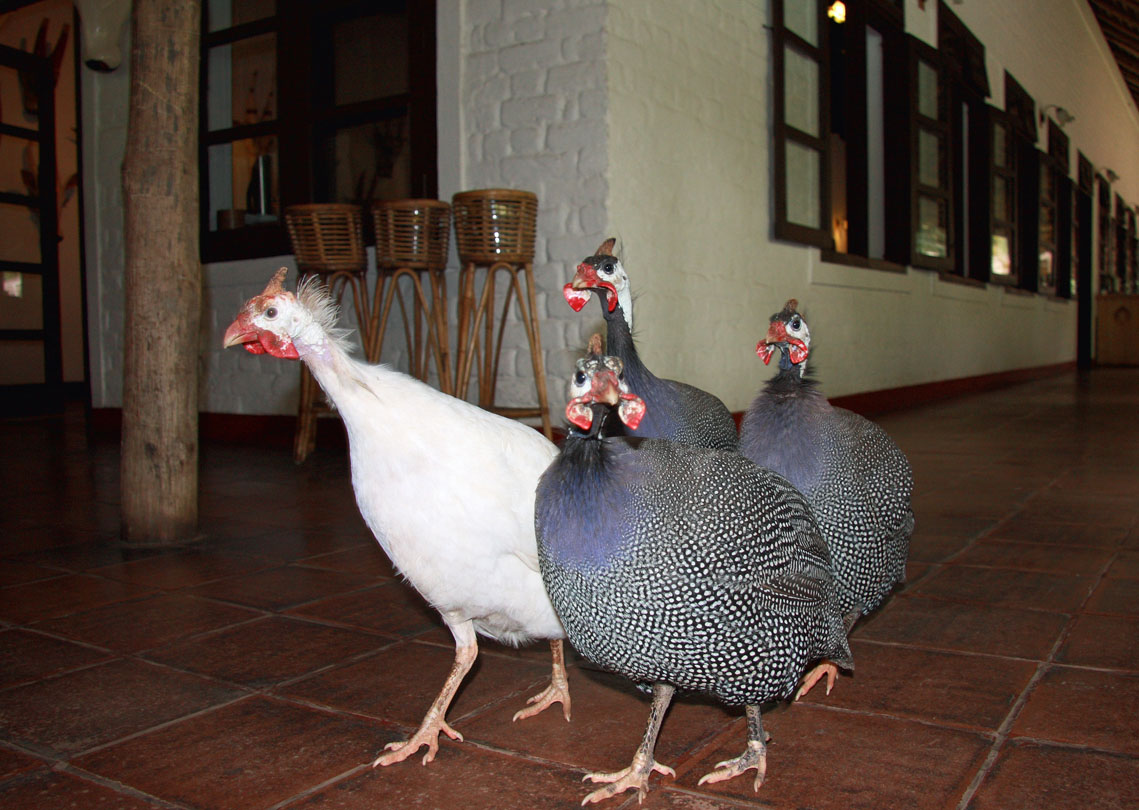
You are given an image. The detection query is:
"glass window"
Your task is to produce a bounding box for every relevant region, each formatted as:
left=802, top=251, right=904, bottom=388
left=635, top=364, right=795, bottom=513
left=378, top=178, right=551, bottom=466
left=199, top=1, right=437, bottom=263
left=910, top=45, right=952, bottom=269
left=990, top=115, right=1017, bottom=285
left=773, top=0, right=907, bottom=260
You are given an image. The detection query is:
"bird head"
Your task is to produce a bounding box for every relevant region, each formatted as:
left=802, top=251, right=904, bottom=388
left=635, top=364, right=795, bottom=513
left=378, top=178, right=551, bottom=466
left=757, top=299, right=810, bottom=370
left=222, top=267, right=305, bottom=359
left=563, top=238, right=632, bottom=322
left=565, top=333, right=646, bottom=433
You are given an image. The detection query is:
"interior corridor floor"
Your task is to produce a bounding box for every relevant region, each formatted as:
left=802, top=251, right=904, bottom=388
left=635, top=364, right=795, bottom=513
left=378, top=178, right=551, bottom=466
left=1, top=368, right=1137, bottom=809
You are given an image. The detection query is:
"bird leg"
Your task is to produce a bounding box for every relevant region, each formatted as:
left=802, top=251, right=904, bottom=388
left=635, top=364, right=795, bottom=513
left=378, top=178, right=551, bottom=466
left=796, top=606, right=860, bottom=700
left=373, top=623, right=477, bottom=767
left=513, top=639, right=573, bottom=722
left=581, top=682, right=676, bottom=805
left=794, top=660, right=839, bottom=700
left=697, top=704, right=768, bottom=792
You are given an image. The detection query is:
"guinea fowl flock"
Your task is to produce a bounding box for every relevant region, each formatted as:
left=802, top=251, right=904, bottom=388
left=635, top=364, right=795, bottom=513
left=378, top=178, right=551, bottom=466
left=224, top=238, right=913, bottom=805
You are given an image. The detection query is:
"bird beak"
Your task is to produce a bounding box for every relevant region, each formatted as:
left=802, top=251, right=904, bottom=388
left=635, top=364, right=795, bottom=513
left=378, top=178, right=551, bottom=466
left=223, top=316, right=259, bottom=349
left=756, top=320, right=785, bottom=365
left=565, top=369, right=646, bottom=432
left=565, top=262, right=618, bottom=313
left=758, top=320, right=808, bottom=365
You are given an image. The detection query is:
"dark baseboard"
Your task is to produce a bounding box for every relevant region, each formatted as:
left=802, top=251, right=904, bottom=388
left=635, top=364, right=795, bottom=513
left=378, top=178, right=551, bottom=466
left=88, top=361, right=1076, bottom=446
left=824, top=361, right=1077, bottom=418
left=90, top=408, right=347, bottom=450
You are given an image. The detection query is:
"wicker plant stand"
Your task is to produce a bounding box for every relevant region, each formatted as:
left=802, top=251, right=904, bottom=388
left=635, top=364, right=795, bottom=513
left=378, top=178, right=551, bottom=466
left=368, top=200, right=453, bottom=393
left=283, top=203, right=369, bottom=463
left=451, top=189, right=552, bottom=439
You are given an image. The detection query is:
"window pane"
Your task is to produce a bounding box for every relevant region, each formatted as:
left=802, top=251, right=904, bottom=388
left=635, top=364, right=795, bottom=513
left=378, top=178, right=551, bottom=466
left=916, top=195, right=947, bottom=257
left=319, top=116, right=411, bottom=205
left=0, top=202, right=41, bottom=264
left=918, top=128, right=942, bottom=188
left=0, top=271, right=42, bottom=328
left=1040, top=203, right=1054, bottom=245
left=785, top=45, right=820, bottom=137
left=917, top=60, right=938, bottom=120
left=993, top=122, right=1008, bottom=168
left=207, top=136, right=279, bottom=230
left=993, top=175, right=1009, bottom=220
left=866, top=26, right=886, bottom=259
left=992, top=233, right=1012, bottom=276
left=784, top=0, right=818, bottom=46
left=332, top=12, right=408, bottom=105
left=1040, top=164, right=1055, bottom=199
left=207, top=33, right=276, bottom=132
left=207, top=0, right=274, bottom=33
left=1039, top=249, right=1054, bottom=289
left=785, top=140, right=821, bottom=229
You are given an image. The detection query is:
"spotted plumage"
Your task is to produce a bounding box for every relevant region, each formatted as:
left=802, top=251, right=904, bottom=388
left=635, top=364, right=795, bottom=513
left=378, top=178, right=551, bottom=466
left=740, top=300, right=914, bottom=623
left=564, top=239, right=739, bottom=450
left=535, top=344, right=850, bottom=803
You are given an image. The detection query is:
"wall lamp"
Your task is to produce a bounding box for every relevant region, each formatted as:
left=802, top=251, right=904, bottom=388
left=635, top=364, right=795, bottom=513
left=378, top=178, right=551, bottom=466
left=827, top=1, right=846, bottom=24
left=1039, top=105, right=1076, bottom=128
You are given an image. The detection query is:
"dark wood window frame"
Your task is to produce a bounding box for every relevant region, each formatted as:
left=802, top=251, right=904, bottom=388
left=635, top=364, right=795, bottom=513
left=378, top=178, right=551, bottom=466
left=939, top=1, right=990, bottom=284
left=988, top=106, right=1018, bottom=287
left=773, top=0, right=908, bottom=268
left=772, top=0, right=832, bottom=250
left=1097, top=175, right=1114, bottom=292
left=1005, top=72, right=1039, bottom=292
left=199, top=0, right=437, bottom=264
left=907, top=35, right=954, bottom=273
left=1042, top=118, right=1072, bottom=299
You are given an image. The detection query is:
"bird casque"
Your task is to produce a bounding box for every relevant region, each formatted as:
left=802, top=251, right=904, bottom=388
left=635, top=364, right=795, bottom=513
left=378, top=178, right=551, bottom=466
left=739, top=299, right=913, bottom=697
left=223, top=269, right=571, bottom=766
left=563, top=239, right=739, bottom=450
left=535, top=334, right=851, bottom=804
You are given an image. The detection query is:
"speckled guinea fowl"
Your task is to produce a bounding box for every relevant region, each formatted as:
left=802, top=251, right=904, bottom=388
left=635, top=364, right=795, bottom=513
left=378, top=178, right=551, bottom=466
left=739, top=300, right=913, bottom=697
left=535, top=337, right=851, bottom=804
left=563, top=239, right=739, bottom=450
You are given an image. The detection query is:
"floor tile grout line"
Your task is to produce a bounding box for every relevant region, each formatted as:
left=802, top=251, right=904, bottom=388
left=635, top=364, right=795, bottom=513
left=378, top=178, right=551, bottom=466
left=53, top=762, right=195, bottom=810
left=265, top=761, right=375, bottom=810
left=953, top=548, right=1122, bottom=809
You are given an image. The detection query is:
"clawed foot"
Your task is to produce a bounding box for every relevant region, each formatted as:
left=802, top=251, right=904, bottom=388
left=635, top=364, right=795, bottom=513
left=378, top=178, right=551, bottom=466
left=581, top=757, right=676, bottom=805
left=372, top=716, right=464, bottom=767
left=513, top=678, right=572, bottom=722
left=794, top=660, right=839, bottom=700
left=696, top=740, right=768, bottom=792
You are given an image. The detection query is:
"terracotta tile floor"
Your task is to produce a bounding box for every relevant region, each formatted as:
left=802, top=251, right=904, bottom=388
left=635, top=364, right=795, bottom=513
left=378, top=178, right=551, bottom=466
left=2, top=369, right=1137, bottom=809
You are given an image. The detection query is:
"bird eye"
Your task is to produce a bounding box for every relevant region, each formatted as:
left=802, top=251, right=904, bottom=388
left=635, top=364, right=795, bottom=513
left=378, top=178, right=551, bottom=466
left=574, top=371, right=587, bottom=386
left=790, top=317, right=801, bottom=331
left=265, top=306, right=278, bottom=319
left=602, top=262, right=615, bottom=275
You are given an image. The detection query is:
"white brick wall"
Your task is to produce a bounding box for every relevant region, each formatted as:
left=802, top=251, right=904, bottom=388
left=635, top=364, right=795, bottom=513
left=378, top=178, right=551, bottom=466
left=457, top=0, right=609, bottom=416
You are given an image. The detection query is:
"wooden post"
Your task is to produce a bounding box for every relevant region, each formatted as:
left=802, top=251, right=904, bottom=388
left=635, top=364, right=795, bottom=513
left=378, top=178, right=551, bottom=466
left=119, top=0, right=202, bottom=546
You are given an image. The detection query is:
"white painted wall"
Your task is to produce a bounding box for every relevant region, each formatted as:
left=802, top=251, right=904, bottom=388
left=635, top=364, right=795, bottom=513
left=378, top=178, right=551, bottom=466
left=81, top=0, right=1139, bottom=416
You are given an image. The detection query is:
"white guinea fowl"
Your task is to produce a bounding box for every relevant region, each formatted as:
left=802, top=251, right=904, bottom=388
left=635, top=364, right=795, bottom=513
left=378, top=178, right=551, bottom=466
left=223, top=268, right=570, bottom=767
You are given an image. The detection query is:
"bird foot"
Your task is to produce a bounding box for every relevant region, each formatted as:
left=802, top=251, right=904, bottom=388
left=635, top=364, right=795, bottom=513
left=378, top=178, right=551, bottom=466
left=581, top=757, right=676, bottom=805
left=372, top=716, right=464, bottom=767
left=696, top=740, right=767, bottom=792
left=513, top=678, right=572, bottom=723
left=794, top=660, right=839, bottom=701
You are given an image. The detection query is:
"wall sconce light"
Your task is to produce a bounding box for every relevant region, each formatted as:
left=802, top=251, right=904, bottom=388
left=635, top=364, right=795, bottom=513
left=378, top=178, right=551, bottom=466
left=827, top=1, right=846, bottom=24
left=1105, top=168, right=1120, bottom=183
left=1039, top=105, right=1076, bottom=128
